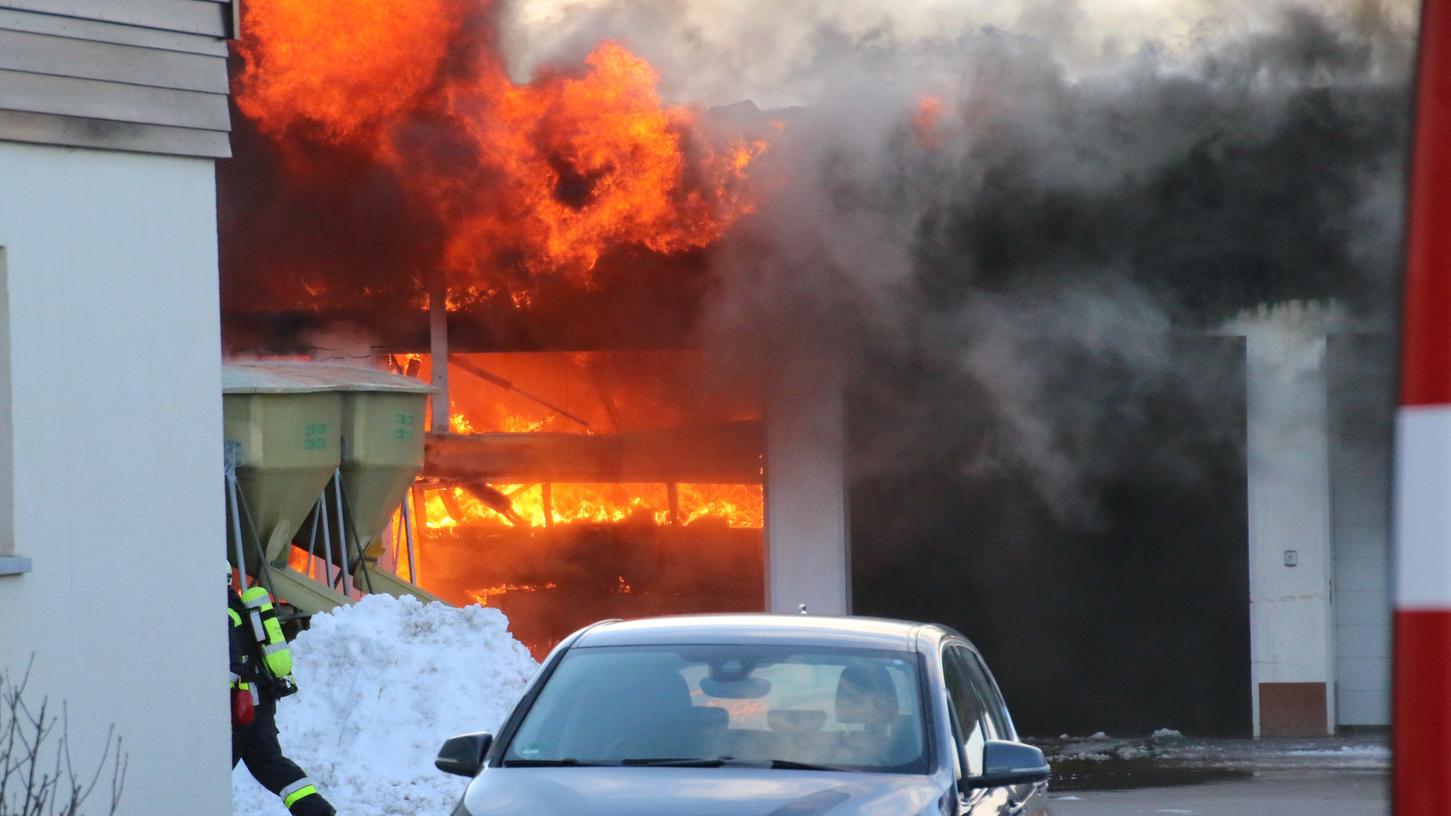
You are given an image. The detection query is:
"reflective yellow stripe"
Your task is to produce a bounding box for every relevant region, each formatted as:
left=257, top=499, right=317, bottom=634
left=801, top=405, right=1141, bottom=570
left=279, top=778, right=313, bottom=799
left=228, top=609, right=242, bottom=627
left=241, top=586, right=273, bottom=611
left=282, top=784, right=318, bottom=809
left=263, top=620, right=292, bottom=676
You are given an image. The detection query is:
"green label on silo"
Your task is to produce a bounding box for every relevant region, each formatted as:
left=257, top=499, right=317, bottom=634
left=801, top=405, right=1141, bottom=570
left=304, top=422, right=329, bottom=450
left=395, top=412, right=415, bottom=441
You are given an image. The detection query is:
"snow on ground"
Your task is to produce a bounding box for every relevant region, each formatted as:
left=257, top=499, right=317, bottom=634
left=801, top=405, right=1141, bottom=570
left=233, top=595, right=539, bottom=816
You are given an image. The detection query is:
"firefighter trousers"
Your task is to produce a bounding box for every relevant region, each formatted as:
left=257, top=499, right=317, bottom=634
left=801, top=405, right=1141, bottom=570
left=233, top=697, right=336, bottom=816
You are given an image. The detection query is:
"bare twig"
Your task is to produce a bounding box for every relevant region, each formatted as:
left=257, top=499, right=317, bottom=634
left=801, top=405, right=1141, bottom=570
left=0, top=660, right=127, bottom=816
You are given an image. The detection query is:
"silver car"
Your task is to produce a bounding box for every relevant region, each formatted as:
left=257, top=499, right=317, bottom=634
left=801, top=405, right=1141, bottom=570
left=436, top=614, right=1051, bottom=816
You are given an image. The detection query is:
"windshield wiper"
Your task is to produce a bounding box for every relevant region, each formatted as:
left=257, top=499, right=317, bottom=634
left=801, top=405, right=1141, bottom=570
left=619, top=757, right=853, bottom=772
left=502, top=758, right=611, bottom=767
left=621, top=757, right=767, bottom=768
left=766, top=759, right=853, bottom=772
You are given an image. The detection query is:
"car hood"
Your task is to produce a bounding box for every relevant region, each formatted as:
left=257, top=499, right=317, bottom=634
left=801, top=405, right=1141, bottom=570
left=460, top=766, right=946, bottom=816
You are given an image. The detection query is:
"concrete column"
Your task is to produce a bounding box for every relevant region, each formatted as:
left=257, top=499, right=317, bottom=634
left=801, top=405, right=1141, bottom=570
left=1235, top=303, right=1338, bottom=737
left=764, top=360, right=850, bottom=615
left=428, top=271, right=450, bottom=434
left=1326, top=334, right=1394, bottom=727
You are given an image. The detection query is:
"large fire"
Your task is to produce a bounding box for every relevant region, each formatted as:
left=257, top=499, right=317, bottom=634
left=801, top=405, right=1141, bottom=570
left=227, top=1, right=774, bottom=656
left=233, top=0, right=767, bottom=291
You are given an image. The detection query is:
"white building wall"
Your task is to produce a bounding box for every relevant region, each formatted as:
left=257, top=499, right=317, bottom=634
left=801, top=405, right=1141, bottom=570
left=0, top=141, right=227, bottom=814
left=1236, top=304, right=1337, bottom=736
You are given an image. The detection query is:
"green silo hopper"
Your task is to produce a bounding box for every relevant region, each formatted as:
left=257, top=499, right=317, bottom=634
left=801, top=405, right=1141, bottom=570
left=224, top=362, right=439, bottom=614
left=224, top=365, right=344, bottom=570
left=331, top=369, right=436, bottom=605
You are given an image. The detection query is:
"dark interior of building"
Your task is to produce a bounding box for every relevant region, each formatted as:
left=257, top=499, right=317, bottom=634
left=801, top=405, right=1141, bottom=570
left=850, top=337, right=1251, bottom=737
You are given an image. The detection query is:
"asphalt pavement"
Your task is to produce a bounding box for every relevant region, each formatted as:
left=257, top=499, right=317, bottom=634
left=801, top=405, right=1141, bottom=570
left=1035, top=733, right=1390, bottom=815
left=1048, top=768, right=1388, bottom=816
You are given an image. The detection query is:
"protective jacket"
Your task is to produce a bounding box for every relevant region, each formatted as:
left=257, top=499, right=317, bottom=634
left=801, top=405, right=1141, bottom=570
left=229, top=587, right=336, bottom=816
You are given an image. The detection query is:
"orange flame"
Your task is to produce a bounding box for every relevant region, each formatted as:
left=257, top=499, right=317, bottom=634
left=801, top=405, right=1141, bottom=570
left=234, top=0, right=459, bottom=143
left=422, top=481, right=764, bottom=530
left=418, top=352, right=766, bottom=531
left=912, top=93, right=946, bottom=149
left=469, top=582, right=557, bottom=606
left=234, top=0, right=767, bottom=286
left=437, top=42, right=767, bottom=278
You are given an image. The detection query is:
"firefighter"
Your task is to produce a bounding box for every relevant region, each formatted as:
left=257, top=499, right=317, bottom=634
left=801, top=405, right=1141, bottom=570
left=229, top=567, right=337, bottom=816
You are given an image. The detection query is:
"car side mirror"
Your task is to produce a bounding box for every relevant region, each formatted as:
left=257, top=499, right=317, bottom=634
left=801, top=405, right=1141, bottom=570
left=961, top=740, right=1050, bottom=791
left=435, top=732, right=494, bottom=777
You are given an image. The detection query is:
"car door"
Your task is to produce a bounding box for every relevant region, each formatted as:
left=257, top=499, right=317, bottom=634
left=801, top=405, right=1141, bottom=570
left=942, top=643, right=1013, bottom=816
left=959, top=647, right=1050, bottom=816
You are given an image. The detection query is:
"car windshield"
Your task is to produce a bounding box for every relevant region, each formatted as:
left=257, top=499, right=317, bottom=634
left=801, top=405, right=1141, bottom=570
left=503, top=644, right=928, bottom=773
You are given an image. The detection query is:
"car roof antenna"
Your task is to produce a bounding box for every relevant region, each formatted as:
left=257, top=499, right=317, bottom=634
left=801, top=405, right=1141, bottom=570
left=798, top=603, right=809, bottom=615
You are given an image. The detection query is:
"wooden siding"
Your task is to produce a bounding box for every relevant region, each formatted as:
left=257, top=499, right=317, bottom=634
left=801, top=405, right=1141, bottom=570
left=0, top=1, right=233, bottom=158
left=2, top=0, right=231, bottom=38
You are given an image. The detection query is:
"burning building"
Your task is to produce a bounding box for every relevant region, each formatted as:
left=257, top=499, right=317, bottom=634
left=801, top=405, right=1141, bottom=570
left=216, top=0, right=848, bottom=657
left=215, top=0, right=1413, bottom=738
left=0, top=20, right=1411, bottom=816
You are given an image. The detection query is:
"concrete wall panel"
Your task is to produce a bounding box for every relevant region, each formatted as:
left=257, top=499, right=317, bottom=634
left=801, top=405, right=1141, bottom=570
left=1338, top=656, right=1392, bottom=691
left=1336, top=589, right=1393, bottom=626
left=1327, top=333, right=1394, bottom=727
left=1335, top=623, right=1392, bottom=659
left=1338, top=690, right=1390, bottom=725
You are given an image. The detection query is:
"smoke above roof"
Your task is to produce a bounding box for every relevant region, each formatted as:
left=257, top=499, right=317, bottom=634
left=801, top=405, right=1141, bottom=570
left=222, top=0, right=1414, bottom=523
left=515, top=0, right=1413, bottom=522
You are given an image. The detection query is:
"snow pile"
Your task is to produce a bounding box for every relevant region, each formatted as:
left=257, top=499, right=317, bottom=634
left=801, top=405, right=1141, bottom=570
left=1038, top=731, right=1391, bottom=771
left=233, top=595, right=538, bottom=816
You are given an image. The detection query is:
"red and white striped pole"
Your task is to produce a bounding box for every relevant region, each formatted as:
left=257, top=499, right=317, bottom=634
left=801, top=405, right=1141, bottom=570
left=1395, top=0, right=1451, bottom=811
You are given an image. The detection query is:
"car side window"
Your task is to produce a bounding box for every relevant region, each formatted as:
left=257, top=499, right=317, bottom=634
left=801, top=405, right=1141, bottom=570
left=942, top=645, right=989, bottom=777
left=961, top=650, right=1011, bottom=740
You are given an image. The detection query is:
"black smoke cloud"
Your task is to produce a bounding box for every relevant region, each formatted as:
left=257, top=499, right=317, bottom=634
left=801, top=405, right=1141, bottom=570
left=675, top=5, right=1411, bottom=524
